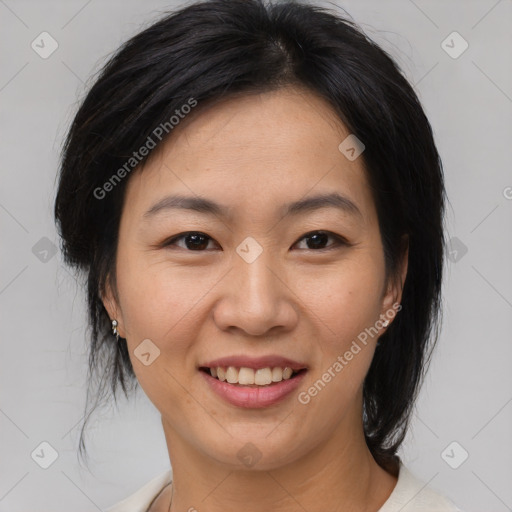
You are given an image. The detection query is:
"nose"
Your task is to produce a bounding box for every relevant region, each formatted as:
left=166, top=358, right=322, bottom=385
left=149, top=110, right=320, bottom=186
left=213, top=246, right=298, bottom=337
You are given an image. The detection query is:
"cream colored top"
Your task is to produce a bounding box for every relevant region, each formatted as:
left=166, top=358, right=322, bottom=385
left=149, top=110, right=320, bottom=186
left=105, top=461, right=463, bottom=512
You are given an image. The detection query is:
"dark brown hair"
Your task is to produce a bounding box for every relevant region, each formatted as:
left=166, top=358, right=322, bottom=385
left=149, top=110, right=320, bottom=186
left=54, top=0, right=446, bottom=473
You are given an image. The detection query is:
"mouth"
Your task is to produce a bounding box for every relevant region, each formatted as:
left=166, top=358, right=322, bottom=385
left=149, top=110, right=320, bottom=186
left=199, top=366, right=308, bottom=387
left=198, top=355, right=309, bottom=408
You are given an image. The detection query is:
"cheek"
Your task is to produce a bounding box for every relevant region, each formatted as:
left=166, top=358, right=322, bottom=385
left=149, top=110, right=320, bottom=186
left=114, top=253, right=202, bottom=400
left=115, top=250, right=219, bottom=347
left=294, top=261, right=382, bottom=420
left=295, top=256, right=384, bottom=345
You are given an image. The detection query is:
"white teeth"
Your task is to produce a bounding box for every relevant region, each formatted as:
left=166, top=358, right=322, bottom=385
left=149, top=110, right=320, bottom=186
left=271, top=367, right=283, bottom=382
left=254, top=368, right=272, bottom=385
left=207, top=366, right=299, bottom=386
left=225, top=366, right=238, bottom=384
left=282, top=367, right=293, bottom=380
left=238, top=367, right=255, bottom=385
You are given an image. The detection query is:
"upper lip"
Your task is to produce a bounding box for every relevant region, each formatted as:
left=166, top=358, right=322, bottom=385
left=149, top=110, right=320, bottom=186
left=200, top=355, right=308, bottom=371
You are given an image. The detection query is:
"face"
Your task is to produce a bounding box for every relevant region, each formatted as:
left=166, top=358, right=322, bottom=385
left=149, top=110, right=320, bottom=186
left=103, top=87, right=407, bottom=471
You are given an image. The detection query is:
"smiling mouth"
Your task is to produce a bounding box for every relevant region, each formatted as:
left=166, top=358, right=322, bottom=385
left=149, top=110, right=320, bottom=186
left=199, top=366, right=307, bottom=387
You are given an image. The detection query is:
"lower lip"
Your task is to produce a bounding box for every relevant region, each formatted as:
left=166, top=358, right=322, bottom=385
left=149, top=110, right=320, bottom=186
left=200, top=370, right=307, bottom=408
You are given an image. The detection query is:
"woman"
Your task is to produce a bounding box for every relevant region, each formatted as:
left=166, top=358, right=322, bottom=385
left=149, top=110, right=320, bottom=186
left=54, top=0, right=463, bottom=510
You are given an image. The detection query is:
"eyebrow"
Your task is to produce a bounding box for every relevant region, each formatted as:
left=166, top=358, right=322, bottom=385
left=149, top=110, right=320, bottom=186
left=143, top=192, right=363, bottom=221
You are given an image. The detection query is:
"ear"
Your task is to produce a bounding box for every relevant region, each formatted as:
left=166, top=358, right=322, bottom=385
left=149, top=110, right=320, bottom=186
left=101, top=275, right=125, bottom=338
left=380, top=235, right=409, bottom=324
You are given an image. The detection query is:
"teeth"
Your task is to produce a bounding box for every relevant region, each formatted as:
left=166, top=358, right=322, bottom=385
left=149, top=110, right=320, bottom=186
left=271, top=367, right=282, bottom=382
left=208, top=366, right=299, bottom=386
left=226, top=366, right=238, bottom=384
left=238, top=367, right=255, bottom=385
left=255, top=368, right=272, bottom=385
left=282, top=367, right=293, bottom=380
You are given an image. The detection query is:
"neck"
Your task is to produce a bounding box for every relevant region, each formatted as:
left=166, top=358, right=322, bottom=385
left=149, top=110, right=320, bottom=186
left=161, top=411, right=398, bottom=512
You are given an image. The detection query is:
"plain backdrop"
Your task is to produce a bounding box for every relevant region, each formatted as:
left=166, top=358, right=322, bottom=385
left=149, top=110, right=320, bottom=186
left=1, top=0, right=511, bottom=511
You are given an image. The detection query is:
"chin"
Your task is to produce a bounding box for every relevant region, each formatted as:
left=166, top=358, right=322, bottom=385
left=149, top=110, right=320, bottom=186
left=196, top=430, right=311, bottom=471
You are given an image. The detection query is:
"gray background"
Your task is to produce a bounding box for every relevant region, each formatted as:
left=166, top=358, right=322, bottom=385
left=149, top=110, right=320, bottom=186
left=1, top=0, right=511, bottom=510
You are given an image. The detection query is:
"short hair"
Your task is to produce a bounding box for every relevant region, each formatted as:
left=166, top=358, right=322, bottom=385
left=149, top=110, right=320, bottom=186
left=54, top=0, right=446, bottom=472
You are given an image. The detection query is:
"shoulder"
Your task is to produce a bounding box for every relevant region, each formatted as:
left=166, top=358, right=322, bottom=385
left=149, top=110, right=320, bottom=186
left=103, top=463, right=464, bottom=512
left=105, top=469, right=173, bottom=512
left=378, top=462, right=464, bottom=512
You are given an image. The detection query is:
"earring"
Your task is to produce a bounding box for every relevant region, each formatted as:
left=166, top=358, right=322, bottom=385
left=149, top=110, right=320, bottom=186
left=112, top=319, right=119, bottom=341
left=382, top=319, right=390, bottom=328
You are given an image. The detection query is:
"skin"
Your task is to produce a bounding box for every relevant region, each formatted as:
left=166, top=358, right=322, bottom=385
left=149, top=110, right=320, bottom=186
left=103, top=86, right=408, bottom=512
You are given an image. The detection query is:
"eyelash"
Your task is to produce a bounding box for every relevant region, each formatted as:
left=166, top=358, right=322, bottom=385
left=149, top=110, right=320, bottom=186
left=161, top=230, right=349, bottom=252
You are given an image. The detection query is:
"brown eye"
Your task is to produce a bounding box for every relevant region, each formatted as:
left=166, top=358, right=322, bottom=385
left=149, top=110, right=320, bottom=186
left=163, top=230, right=347, bottom=252
left=165, top=232, right=216, bottom=251
left=294, top=231, right=347, bottom=251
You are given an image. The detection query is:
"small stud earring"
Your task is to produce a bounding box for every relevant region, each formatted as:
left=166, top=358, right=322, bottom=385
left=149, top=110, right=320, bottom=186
left=112, top=319, right=119, bottom=340
left=382, top=319, right=390, bottom=328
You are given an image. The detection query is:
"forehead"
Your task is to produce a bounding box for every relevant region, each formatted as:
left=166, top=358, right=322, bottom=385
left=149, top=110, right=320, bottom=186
left=122, top=87, right=376, bottom=227
left=157, top=87, right=351, bottom=170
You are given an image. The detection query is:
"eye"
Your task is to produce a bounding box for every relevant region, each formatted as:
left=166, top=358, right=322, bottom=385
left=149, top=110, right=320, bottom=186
left=293, top=230, right=347, bottom=251
left=163, top=231, right=217, bottom=251
left=162, top=230, right=348, bottom=252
